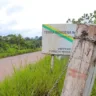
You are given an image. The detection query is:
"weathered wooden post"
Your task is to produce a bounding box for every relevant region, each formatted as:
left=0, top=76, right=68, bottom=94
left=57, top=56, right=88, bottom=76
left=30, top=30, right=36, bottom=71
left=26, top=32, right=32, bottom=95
left=61, top=24, right=96, bottom=96
left=51, top=55, right=54, bottom=71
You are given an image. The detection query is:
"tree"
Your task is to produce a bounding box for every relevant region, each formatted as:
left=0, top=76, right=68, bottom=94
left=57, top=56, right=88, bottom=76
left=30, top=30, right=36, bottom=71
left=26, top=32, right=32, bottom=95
left=0, top=34, right=42, bottom=53
left=16, top=34, right=25, bottom=50
left=66, top=10, right=96, bottom=24
left=25, top=37, right=30, bottom=40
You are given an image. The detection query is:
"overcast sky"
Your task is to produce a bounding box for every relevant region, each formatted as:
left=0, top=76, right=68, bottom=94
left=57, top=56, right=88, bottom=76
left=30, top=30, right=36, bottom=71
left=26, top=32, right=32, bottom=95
left=0, top=0, right=96, bottom=37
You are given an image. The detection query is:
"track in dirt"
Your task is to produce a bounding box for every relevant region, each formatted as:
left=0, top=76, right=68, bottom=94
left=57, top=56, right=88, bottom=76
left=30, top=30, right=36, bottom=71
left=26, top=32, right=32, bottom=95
left=0, top=51, right=45, bottom=81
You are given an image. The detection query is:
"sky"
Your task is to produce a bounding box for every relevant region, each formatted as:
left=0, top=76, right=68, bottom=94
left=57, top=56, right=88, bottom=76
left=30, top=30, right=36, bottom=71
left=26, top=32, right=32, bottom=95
left=0, top=0, right=96, bottom=38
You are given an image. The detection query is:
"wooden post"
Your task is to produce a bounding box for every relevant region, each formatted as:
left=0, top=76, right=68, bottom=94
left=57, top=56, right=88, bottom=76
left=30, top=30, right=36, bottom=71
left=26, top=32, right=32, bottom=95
left=61, top=24, right=96, bottom=96
left=51, top=55, right=54, bottom=71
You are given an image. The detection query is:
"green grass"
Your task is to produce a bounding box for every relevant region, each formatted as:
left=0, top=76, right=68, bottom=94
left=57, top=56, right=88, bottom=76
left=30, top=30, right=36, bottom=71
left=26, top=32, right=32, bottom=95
left=91, top=79, right=96, bottom=96
left=0, top=48, right=41, bottom=59
left=0, top=56, right=68, bottom=96
left=0, top=56, right=95, bottom=96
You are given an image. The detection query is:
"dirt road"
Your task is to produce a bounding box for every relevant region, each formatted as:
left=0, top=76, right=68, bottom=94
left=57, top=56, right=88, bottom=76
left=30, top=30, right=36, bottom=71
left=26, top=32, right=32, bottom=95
left=0, top=51, right=45, bottom=81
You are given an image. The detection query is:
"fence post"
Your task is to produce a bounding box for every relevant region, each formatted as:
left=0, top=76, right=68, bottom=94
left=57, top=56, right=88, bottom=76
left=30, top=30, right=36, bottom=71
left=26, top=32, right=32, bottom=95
left=61, top=24, right=96, bottom=96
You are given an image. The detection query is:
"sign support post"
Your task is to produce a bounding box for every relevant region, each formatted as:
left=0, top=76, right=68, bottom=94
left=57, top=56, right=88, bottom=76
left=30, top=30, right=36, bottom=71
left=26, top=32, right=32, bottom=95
left=51, top=55, right=54, bottom=72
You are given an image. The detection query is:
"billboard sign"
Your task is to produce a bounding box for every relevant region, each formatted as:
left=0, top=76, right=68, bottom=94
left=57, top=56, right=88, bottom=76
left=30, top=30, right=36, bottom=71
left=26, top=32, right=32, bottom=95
left=42, top=24, right=77, bottom=55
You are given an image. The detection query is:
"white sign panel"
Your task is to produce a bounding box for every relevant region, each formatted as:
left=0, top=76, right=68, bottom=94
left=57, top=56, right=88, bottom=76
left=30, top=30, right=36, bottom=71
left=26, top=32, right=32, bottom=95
left=42, top=24, right=77, bottom=55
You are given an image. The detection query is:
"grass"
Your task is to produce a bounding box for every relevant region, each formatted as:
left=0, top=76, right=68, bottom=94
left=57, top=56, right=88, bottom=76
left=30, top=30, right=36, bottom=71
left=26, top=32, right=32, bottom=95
left=0, top=48, right=41, bottom=59
left=0, top=56, right=95, bottom=96
left=0, top=56, right=69, bottom=96
left=91, top=79, right=96, bottom=96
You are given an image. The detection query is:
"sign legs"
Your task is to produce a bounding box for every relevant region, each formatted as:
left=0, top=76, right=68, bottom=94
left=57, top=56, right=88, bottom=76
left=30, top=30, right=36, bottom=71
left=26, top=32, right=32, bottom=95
left=51, top=55, right=54, bottom=72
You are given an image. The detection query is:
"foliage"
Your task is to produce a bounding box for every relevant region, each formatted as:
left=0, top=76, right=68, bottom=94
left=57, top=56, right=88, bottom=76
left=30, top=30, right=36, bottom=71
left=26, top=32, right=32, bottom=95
left=0, top=34, right=42, bottom=58
left=0, top=56, right=95, bottom=96
left=0, top=56, right=69, bottom=96
left=91, top=79, right=96, bottom=96
left=66, top=10, right=96, bottom=24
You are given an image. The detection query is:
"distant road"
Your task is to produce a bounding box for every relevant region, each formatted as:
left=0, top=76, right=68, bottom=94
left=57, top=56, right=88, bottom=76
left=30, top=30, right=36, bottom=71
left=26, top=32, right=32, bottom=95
left=0, top=51, right=45, bottom=81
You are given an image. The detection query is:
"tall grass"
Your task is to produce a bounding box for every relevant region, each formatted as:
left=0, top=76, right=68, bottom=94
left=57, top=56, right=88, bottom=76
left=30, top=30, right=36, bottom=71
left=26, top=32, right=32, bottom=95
left=0, top=56, right=69, bottom=96
left=0, top=56, right=95, bottom=96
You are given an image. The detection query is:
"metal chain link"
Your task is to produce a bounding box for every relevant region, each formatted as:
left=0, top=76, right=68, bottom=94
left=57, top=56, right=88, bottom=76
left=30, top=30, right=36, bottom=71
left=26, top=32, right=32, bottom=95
left=47, top=40, right=81, bottom=96
left=47, top=64, right=68, bottom=96
left=68, top=40, right=81, bottom=65
left=47, top=31, right=96, bottom=96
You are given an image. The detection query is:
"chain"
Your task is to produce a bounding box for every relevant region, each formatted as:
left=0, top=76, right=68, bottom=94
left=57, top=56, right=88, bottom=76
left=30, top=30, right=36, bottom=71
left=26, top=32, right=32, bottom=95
left=68, top=39, right=81, bottom=65
left=47, top=31, right=96, bottom=96
left=47, top=40, right=81, bottom=96
left=47, top=63, right=68, bottom=96
left=47, top=31, right=90, bottom=96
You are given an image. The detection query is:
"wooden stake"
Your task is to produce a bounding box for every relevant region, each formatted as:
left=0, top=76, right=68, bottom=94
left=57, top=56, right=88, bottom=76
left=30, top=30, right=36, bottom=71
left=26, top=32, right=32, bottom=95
left=61, top=24, right=96, bottom=96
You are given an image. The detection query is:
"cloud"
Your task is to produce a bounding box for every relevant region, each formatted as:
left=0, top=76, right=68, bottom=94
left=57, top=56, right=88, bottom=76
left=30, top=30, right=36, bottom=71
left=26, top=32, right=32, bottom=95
left=0, top=0, right=9, bottom=9
left=6, top=6, right=23, bottom=15
left=7, top=20, right=17, bottom=26
left=0, top=20, right=17, bottom=30
left=0, top=29, right=30, bottom=36
left=21, top=29, right=42, bottom=37
left=0, top=28, right=41, bottom=38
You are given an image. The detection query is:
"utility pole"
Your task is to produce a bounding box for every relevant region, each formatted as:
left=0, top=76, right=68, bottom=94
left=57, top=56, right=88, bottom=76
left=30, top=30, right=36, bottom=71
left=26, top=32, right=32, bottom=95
left=61, top=24, right=96, bottom=96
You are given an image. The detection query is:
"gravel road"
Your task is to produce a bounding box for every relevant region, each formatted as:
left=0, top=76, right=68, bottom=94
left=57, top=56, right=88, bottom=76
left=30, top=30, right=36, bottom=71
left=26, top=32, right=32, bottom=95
left=0, top=51, right=45, bottom=81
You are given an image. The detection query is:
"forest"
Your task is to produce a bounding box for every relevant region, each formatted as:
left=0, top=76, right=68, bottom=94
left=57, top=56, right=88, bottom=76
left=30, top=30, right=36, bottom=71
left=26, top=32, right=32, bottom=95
left=0, top=34, right=42, bottom=58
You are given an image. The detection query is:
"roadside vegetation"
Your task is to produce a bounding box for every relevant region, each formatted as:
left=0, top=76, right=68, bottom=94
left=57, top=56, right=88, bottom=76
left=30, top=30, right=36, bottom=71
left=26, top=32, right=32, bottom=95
left=0, top=56, right=95, bottom=96
left=0, top=34, right=41, bottom=58
left=0, top=56, right=68, bottom=96
left=0, top=10, right=96, bottom=96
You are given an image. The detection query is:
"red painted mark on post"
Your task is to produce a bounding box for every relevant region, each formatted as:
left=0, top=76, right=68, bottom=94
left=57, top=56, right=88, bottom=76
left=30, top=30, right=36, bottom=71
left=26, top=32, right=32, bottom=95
left=68, top=68, right=87, bottom=80
left=79, top=73, right=87, bottom=80
left=68, top=69, right=77, bottom=78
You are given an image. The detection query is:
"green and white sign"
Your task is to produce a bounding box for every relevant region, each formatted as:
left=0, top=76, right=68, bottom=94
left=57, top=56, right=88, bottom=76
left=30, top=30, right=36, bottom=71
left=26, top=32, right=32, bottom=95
left=42, top=24, right=77, bottom=55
